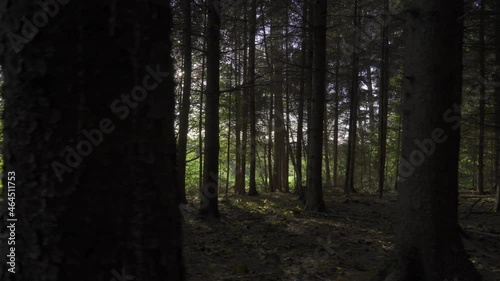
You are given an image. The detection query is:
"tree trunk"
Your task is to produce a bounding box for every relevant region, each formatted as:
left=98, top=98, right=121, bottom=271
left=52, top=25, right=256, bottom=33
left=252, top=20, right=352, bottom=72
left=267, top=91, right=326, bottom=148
left=271, top=0, right=286, bottom=193
left=241, top=6, right=249, bottom=195
left=199, top=11, right=207, bottom=195
left=240, top=116, right=248, bottom=193
left=0, top=1, right=184, bottom=280
left=359, top=117, right=365, bottom=189
left=296, top=0, right=308, bottom=193
left=494, top=0, right=500, bottom=212
left=263, top=19, right=274, bottom=192
left=367, top=67, right=376, bottom=189
left=268, top=90, right=275, bottom=192
left=263, top=141, right=269, bottom=191
left=344, top=0, right=361, bottom=194
left=378, top=0, right=389, bottom=198
left=333, top=41, right=340, bottom=188
left=226, top=67, right=233, bottom=198
left=304, top=0, right=327, bottom=212
left=284, top=0, right=291, bottom=194
left=394, top=93, right=403, bottom=191
left=236, top=7, right=249, bottom=195
left=477, top=0, right=486, bottom=195
left=248, top=0, right=259, bottom=196
left=199, top=0, right=221, bottom=218
left=237, top=104, right=248, bottom=195
left=177, top=0, right=193, bottom=204
left=382, top=1, right=481, bottom=279
left=305, top=0, right=314, bottom=189
left=234, top=20, right=242, bottom=195
left=324, top=106, right=332, bottom=186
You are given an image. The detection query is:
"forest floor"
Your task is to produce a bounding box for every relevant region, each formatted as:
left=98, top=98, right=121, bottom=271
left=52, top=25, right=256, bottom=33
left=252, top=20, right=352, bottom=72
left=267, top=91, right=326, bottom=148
left=182, top=188, right=500, bottom=281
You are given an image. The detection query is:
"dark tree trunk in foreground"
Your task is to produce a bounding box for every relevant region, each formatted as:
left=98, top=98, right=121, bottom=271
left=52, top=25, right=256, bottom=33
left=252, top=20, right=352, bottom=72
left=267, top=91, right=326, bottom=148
left=177, top=0, right=193, bottom=204
left=380, top=1, right=481, bottom=280
left=0, top=1, right=183, bottom=280
left=199, top=0, right=220, bottom=217
left=305, top=0, right=327, bottom=212
left=248, top=0, right=259, bottom=196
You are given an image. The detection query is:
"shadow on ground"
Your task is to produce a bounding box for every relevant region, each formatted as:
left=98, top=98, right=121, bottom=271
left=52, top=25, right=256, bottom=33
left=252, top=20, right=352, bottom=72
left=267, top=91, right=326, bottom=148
left=182, top=189, right=500, bottom=281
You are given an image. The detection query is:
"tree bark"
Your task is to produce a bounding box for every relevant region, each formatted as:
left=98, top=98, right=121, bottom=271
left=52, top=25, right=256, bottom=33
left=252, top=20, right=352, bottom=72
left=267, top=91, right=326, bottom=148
left=262, top=19, right=274, bottom=192
left=199, top=0, right=221, bottom=218
left=177, top=0, right=193, bottom=204
left=494, top=0, right=500, bottom=212
left=333, top=41, right=340, bottom=188
left=359, top=116, right=365, bottom=189
left=0, top=1, right=183, bottom=280
left=367, top=67, right=376, bottom=189
left=383, top=1, right=481, bottom=279
left=226, top=67, right=233, bottom=198
left=234, top=14, right=242, bottom=196
left=271, top=0, right=286, bottom=193
left=324, top=107, right=332, bottom=187
left=236, top=6, right=249, bottom=195
left=304, top=0, right=327, bottom=212
left=477, top=0, right=486, bottom=195
left=296, top=0, right=308, bottom=193
left=394, top=93, right=403, bottom=191
left=284, top=0, right=291, bottom=194
left=199, top=11, right=207, bottom=195
left=268, top=90, right=275, bottom=192
left=248, top=0, right=259, bottom=196
left=378, top=0, right=390, bottom=198
left=241, top=6, right=249, bottom=195
left=344, top=0, right=361, bottom=194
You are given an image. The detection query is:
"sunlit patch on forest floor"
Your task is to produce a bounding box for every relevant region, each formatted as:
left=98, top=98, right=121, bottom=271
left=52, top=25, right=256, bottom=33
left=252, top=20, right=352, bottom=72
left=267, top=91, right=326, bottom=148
left=182, top=189, right=500, bottom=281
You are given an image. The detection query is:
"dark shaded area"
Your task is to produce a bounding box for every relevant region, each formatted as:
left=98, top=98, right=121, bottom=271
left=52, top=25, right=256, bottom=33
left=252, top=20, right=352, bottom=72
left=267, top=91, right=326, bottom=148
left=0, top=1, right=182, bottom=280
left=183, top=190, right=500, bottom=280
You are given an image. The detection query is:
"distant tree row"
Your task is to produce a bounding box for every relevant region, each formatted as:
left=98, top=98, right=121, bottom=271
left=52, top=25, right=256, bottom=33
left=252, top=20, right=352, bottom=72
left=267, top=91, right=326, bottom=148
left=171, top=0, right=500, bottom=214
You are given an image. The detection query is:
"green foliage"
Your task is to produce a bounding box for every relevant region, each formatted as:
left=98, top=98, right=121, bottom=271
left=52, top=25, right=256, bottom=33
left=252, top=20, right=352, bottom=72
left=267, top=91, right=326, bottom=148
left=172, top=0, right=495, bottom=197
